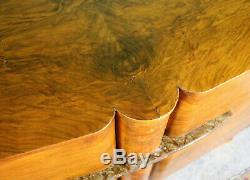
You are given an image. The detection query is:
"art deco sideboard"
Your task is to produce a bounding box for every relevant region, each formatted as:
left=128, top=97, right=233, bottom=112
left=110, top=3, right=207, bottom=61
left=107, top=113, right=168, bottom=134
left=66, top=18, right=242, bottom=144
left=0, top=0, right=249, bottom=179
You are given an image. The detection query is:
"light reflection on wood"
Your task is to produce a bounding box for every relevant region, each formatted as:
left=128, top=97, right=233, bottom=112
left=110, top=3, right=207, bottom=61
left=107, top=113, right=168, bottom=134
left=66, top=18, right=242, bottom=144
left=0, top=1, right=249, bottom=178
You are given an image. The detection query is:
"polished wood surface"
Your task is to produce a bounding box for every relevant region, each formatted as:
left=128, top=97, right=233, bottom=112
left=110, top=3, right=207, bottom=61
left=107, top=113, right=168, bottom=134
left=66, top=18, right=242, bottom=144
left=151, top=104, right=250, bottom=179
left=151, top=71, right=250, bottom=179
left=0, top=0, right=250, bottom=179
left=0, top=0, right=249, bottom=158
left=0, top=117, right=115, bottom=180
left=116, top=111, right=170, bottom=180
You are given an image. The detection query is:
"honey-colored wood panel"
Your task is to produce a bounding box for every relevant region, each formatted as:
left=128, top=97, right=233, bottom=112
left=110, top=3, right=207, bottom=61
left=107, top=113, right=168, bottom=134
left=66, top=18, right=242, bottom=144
left=0, top=117, right=115, bottom=180
left=151, top=71, right=250, bottom=179
left=167, top=71, right=250, bottom=137
left=116, top=111, right=171, bottom=180
left=0, top=0, right=249, bottom=179
left=0, top=0, right=249, bottom=157
left=151, top=99, right=250, bottom=179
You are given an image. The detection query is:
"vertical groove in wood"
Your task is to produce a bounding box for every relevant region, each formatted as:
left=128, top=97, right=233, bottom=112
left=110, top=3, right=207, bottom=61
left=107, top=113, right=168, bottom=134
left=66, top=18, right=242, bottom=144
left=116, top=111, right=170, bottom=180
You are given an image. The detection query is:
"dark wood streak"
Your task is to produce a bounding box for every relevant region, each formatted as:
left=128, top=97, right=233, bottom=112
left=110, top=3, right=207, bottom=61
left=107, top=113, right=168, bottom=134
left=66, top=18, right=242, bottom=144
left=0, top=0, right=249, bottom=158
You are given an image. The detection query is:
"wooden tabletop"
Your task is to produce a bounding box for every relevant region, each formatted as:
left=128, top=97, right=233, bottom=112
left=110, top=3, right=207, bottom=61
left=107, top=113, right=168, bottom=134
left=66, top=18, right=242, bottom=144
left=0, top=0, right=249, bottom=158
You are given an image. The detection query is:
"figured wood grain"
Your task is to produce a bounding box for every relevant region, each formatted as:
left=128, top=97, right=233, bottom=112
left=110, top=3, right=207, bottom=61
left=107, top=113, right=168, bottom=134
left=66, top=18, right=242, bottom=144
left=0, top=0, right=249, bottom=158
left=151, top=71, right=250, bottom=179
left=0, top=0, right=249, bottom=179
left=151, top=97, right=250, bottom=179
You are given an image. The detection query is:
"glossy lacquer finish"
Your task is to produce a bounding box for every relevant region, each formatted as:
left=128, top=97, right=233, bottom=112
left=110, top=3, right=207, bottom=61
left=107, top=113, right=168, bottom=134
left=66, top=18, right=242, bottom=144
left=0, top=0, right=249, bottom=179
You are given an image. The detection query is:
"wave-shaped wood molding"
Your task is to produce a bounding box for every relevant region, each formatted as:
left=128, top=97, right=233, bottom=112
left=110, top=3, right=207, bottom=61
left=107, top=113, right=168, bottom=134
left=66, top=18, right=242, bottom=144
left=116, top=110, right=172, bottom=179
left=0, top=0, right=250, bottom=179
left=167, top=71, right=250, bottom=137
left=151, top=71, right=250, bottom=179
left=0, top=71, right=249, bottom=180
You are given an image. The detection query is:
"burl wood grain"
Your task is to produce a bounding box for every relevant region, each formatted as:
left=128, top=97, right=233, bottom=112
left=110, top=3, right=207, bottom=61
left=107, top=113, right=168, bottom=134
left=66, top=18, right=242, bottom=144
left=0, top=0, right=250, bottom=179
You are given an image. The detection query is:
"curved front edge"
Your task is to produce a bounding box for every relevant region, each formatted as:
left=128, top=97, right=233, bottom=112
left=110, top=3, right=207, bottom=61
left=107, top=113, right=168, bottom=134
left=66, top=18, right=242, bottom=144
left=115, top=111, right=170, bottom=180
left=0, top=116, right=116, bottom=180
left=151, top=71, right=250, bottom=179
left=167, top=70, right=250, bottom=137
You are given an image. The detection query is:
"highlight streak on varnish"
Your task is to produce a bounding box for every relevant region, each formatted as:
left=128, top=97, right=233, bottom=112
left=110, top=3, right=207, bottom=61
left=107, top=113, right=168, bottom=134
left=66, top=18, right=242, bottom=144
left=0, top=0, right=250, bottom=179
